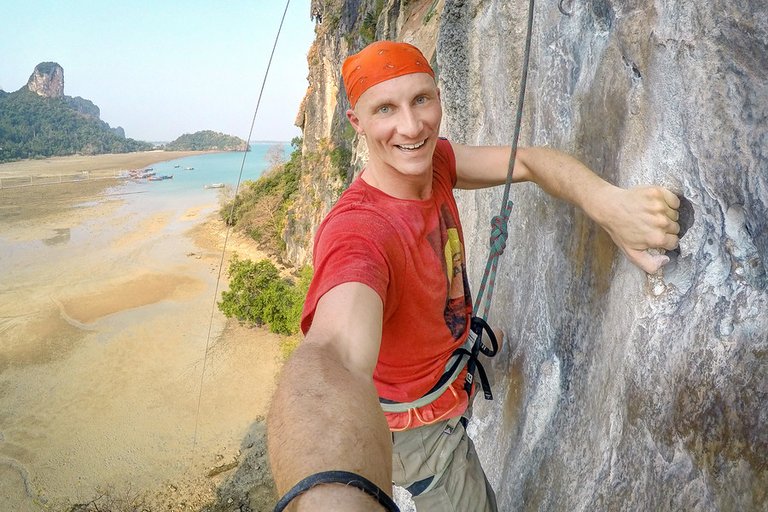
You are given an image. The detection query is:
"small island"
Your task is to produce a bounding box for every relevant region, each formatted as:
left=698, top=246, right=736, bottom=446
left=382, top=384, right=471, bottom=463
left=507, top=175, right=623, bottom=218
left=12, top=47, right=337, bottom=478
left=163, top=130, right=248, bottom=151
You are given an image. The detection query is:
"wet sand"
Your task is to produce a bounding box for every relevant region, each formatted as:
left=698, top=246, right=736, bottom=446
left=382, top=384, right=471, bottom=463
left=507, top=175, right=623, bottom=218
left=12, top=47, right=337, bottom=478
left=0, top=153, right=284, bottom=510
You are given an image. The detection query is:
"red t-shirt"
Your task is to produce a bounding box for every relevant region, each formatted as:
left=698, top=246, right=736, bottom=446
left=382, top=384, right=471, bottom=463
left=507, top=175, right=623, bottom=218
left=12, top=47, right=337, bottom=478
left=301, top=139, right=473, bottom=430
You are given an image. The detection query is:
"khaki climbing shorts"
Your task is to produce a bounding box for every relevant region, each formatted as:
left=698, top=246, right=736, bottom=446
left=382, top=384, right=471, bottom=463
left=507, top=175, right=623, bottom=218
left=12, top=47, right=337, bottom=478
left=391, top=414, right=497, bottom=511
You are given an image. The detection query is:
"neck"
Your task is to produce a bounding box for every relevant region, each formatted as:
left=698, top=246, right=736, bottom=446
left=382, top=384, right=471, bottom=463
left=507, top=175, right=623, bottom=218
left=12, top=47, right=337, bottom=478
left=361, top=163, right=432, bottom=200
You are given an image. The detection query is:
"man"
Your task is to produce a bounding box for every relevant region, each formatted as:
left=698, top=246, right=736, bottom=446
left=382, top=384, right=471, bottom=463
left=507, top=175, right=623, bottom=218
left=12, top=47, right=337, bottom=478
left=268, top=41, right=680, bottom=511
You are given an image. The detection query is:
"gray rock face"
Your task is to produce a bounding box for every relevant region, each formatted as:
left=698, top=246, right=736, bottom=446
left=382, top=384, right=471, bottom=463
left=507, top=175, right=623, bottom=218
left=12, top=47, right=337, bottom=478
left=436, top=0, right=768, bottom=510
left=27, top=62, right=64, bottom=98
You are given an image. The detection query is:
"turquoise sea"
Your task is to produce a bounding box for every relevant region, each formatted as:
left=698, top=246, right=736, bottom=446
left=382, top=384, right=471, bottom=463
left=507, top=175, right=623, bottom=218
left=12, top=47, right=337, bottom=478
left=124, top=141, right=291, bottom=198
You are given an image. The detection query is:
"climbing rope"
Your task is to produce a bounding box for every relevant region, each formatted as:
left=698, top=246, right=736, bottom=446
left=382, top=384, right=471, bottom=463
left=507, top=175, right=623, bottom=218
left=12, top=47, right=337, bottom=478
left=192, top=0, right=292, bottom=449
left=471, top=0, right=536, bottom=323
left=461, top=0, right=537, bottom=404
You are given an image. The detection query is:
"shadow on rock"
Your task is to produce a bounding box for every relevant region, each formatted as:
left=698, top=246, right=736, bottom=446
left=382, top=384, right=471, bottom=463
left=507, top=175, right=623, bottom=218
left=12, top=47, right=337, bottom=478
left=203, top=418, right=277, bottom=512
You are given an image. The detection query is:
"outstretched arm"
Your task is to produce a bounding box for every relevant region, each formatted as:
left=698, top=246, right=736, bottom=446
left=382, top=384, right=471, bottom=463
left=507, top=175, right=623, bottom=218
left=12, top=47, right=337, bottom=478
left=267, top=282, right=392, bottom=511
left=452, top=143, right=681, bottom=273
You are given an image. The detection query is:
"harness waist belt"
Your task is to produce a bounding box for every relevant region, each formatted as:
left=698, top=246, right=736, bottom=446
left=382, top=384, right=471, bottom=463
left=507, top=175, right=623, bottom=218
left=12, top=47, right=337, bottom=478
left=378, top=317, right=498, bottom=413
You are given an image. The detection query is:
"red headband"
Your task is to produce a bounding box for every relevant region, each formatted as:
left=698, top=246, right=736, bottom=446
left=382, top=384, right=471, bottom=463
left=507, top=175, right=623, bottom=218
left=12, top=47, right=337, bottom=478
left=342, top=41, right=435, bottom=108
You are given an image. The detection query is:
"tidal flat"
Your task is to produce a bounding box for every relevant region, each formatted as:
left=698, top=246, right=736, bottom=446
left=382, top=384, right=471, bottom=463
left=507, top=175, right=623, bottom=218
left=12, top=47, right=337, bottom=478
left=0, top=152, right=282, bottom=511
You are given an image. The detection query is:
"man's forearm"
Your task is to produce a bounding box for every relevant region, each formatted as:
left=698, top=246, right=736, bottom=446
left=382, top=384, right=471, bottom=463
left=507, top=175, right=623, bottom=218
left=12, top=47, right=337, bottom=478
left=267, top=341, right=393, bottom=510
left=453, top=142, right=680, bottom=270
left=454, top=144, right=617, bottom=216
left=516, top=147, right=617, bottom=223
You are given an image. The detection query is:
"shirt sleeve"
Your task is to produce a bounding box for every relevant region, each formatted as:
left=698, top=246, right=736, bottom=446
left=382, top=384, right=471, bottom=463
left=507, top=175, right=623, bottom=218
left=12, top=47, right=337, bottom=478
left=434, top=138, right=457, bottom=188
left=300, top=208, right=400, bottom=334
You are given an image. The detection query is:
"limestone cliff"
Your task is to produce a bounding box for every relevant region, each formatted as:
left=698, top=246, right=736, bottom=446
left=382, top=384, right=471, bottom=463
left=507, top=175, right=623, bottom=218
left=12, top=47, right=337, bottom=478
left=0, top=63, right=149, bottom=162
left=288, top=1, right=768, bottom=510
left=26, top=63, right=102, bottom=120
left=27, top=62, right=65, bottom=98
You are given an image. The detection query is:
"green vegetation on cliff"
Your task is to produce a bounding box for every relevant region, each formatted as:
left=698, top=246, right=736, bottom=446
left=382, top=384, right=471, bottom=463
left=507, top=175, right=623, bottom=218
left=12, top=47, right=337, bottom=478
left=217, top=138, right=310, bottom=338
left=220, top=138, right=301, bottom=256
left=214, top=133, right=352, bottom=340
left=164, top=130, right=247, bottom=151
left=0, top=89, right=152, bottom=163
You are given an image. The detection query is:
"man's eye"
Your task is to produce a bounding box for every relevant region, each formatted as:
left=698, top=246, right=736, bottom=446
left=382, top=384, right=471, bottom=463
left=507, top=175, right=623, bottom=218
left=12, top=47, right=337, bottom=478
left=415, top=96, right=427, bottom=104
left=378, top=105, right=390, bottom=114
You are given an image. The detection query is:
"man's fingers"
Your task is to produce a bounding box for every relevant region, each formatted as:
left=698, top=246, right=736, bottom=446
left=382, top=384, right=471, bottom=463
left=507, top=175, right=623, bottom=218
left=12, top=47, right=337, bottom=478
left=666, top=206, right=680, bottom=222
left=646, top=186, right=681, bottom=222
left=629, top=249, right=670, bottom=274
left=660, top=187, right=681, bottom=209
left=662, top=233, right=680, bottom=251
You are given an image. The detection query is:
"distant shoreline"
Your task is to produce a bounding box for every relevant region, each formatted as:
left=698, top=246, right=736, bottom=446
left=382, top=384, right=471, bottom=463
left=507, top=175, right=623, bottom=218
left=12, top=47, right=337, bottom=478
left=0, top=150, right=218, bottom=177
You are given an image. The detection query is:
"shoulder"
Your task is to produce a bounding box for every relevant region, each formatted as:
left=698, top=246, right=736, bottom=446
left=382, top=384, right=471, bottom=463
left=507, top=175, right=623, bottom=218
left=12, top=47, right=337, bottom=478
left=318, top=187, right=399, bottom=245
left=317, top=176, right=414, bottom=247
left=433, top=138, right=457, bottom=187
left=313, top=184, right=407, bottom=274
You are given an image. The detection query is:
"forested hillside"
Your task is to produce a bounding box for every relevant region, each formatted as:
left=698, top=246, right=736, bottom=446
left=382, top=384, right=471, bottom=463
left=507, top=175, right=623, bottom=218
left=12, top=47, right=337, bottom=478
left=0, top=88, right=151, bottom=163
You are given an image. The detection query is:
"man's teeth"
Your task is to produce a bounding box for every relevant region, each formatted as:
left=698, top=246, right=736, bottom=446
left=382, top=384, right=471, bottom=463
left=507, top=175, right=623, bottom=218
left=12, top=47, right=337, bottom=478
left=397, top=140, right=426, bottom=150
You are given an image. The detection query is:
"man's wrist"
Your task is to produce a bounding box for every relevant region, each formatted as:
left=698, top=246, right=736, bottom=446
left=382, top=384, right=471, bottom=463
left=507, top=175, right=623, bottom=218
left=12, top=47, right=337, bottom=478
left=582, top=181, right=622, bottom=229
left=293, top=483, right=388, bottom=511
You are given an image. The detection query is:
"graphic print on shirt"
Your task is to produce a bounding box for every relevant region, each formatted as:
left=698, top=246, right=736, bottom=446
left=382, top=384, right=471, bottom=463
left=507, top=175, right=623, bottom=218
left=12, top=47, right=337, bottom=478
left=424, top=203, right=472, bottom=340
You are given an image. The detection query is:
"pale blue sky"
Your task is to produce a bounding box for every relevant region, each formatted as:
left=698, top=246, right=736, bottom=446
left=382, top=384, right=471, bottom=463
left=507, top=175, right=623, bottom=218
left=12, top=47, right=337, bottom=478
left=0, top=1, right=316, bottom=142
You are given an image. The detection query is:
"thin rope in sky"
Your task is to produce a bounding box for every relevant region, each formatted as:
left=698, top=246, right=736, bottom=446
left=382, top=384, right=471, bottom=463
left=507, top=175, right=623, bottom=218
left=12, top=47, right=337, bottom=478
left=192, top=0, right=292, bottom=449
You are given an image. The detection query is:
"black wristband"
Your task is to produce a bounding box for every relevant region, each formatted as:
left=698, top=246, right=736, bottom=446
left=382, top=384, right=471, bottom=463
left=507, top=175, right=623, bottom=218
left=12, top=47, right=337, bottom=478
left=274, top=470, right=400, bottom=512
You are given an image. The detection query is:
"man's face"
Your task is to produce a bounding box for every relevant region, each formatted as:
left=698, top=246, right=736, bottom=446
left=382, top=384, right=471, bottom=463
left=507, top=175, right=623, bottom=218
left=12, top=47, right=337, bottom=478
left=347, top=72, right=442, bottom=184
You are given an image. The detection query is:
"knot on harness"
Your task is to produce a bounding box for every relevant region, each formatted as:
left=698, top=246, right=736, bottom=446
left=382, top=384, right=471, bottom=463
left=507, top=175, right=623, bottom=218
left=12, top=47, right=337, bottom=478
left=489, top=201, right=513, bottom=257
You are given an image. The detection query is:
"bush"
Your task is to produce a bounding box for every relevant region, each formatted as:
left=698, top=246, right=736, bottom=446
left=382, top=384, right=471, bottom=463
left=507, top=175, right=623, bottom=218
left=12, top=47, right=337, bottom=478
left=218, top=256, right=311, bottom=336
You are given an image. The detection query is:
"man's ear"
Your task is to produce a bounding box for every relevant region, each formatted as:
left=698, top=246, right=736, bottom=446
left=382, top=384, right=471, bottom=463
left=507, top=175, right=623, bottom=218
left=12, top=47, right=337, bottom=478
left=346, top=109, right=365, bottom=135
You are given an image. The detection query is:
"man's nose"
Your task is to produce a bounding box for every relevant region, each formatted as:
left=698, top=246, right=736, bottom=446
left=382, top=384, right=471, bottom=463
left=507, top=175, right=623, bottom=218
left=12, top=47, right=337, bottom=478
left=397, top=107, right=422, bottom=138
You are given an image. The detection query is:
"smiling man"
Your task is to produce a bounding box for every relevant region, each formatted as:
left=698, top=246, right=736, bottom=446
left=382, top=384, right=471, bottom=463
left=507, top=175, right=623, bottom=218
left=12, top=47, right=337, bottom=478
left=267, top=41, right=680, bottom=512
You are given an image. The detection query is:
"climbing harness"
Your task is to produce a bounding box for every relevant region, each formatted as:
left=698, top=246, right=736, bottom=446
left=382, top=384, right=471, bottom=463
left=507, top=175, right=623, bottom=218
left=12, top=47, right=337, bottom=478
left=193, top=0, right=292, bottom=448
left=378, top=317, right=499, bottom=415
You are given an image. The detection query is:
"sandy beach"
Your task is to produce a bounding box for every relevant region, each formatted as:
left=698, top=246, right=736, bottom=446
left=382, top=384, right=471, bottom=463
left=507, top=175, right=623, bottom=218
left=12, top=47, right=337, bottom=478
left=0, top=152, right=284, bottom=511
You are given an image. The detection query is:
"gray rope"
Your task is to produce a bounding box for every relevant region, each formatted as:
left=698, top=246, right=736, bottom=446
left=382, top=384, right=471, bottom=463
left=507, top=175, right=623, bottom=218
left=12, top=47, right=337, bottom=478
left=472, top=0, right=536, bottom=321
